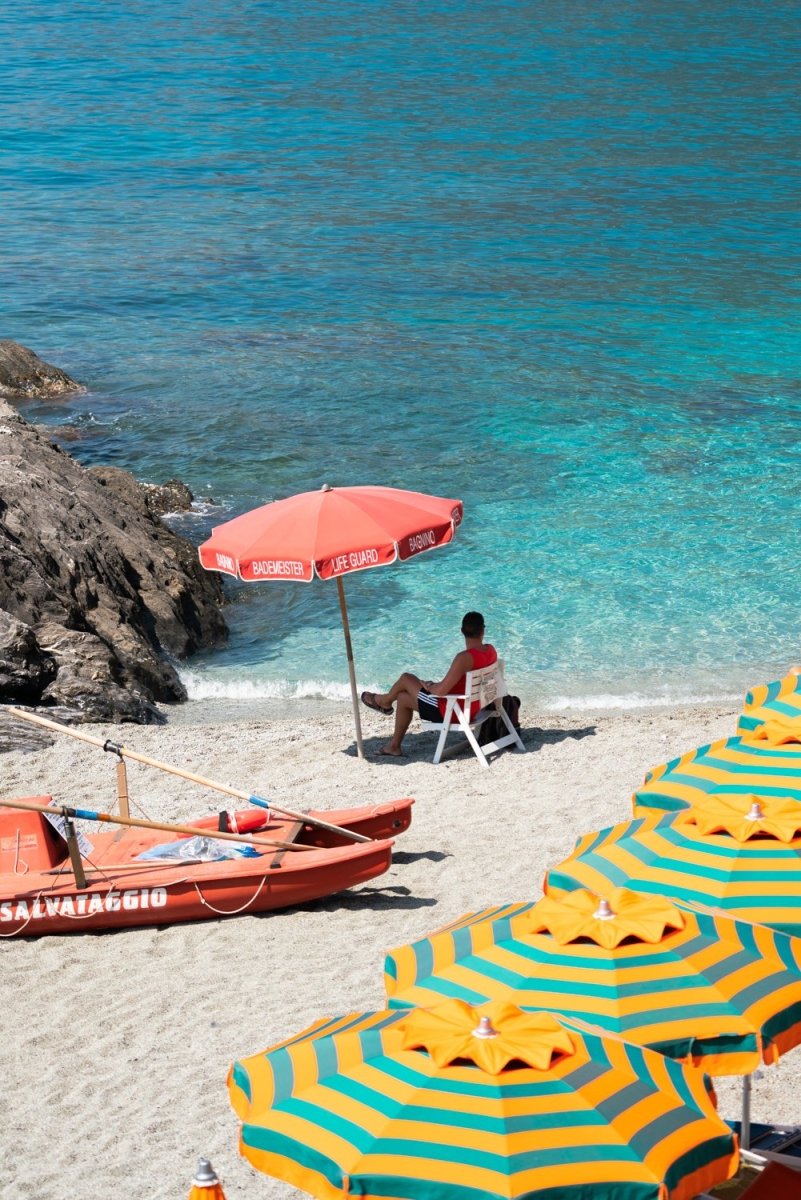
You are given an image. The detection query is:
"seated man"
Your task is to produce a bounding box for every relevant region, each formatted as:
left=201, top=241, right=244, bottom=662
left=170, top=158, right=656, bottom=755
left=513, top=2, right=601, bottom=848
left=360, top=611, right=497, bottom=757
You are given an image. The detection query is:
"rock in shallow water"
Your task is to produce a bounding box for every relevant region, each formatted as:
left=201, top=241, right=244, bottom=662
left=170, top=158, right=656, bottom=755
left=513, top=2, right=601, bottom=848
left=0, top=340, right=83, bottom=399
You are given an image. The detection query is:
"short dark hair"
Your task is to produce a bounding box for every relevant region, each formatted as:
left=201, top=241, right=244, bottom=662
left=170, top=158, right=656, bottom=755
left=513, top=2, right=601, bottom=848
left=461, top=611, right=485, bottom=638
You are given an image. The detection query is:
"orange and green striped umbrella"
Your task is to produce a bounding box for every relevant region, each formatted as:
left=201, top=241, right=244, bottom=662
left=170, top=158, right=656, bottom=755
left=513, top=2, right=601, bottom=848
left=545, top=798, right=801, bottom=938
left=636, top=731, right=801, bottom=816
left=738, top=673, right=801, bottom=736
left=384, top=888, right=801, bottom=1076
left=228, top=999, right=737, bottom=1200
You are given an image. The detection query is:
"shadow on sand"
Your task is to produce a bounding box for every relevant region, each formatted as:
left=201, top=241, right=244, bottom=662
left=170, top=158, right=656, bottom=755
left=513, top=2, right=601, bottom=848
left=390, top=849, right=451, bottom=865
left=290, top=883, right=439, bottom=915
left=521, top=724, right=597, bottom=749
left=346, top=723, right=597, bottom=762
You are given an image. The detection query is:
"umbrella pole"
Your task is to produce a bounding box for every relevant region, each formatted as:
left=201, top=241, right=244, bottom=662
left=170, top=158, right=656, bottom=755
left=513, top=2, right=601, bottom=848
left=336, top=576, right=365, bottom=760
left=741, top=1074, right=751, bottom=1151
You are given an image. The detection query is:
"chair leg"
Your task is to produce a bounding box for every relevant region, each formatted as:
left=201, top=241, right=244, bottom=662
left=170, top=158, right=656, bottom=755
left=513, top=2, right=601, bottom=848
left=432, top=722, right=450, bottom=765
left=454, top=711, right=490, bottom=768
left=464, top=724, right=490, bottom=768
left=499, top=709, right=525, bottom=751
left=432, top=700, right=457, bottom=765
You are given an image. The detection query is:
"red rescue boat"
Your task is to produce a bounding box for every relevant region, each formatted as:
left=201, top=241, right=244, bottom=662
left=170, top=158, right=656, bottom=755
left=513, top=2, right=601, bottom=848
left=0, top=795, right=414, bottom=937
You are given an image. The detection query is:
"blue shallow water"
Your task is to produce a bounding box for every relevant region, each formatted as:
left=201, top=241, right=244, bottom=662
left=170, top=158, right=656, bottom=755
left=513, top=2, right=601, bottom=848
left=4, top=1, right=801, bottom=710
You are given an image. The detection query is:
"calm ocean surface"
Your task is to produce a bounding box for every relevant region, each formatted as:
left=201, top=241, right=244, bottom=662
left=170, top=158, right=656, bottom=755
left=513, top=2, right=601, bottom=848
left=4, top=1, right=801, bottom=711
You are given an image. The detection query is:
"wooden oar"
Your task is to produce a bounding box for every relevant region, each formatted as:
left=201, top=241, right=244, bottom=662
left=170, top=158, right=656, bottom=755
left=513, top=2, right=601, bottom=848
left=4, top=707, right=371, bottom=843
left=44, top=860, right=210, bottom=875
left=0, top=795, right=314, bottom=853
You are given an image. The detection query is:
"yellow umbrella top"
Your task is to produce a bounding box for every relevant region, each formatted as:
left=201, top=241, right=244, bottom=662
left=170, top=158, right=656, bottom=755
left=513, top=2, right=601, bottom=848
left=527, top=888, right=686, bottom=949
left=396, top=1000, right=575, bottom=1073
left=745, top=715, right=801, bottom=747
left=675, top=794, right=801, bottom=844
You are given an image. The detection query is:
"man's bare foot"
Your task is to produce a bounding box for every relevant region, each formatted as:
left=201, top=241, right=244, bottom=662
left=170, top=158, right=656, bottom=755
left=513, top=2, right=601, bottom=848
left=378, top=745, right=404, bottom=757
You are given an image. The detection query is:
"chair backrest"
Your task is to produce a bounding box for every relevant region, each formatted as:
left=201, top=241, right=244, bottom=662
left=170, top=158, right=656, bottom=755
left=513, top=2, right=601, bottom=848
left=465, top=663, right=499, bottom=711
left=442, top=662, right=505, bottom=719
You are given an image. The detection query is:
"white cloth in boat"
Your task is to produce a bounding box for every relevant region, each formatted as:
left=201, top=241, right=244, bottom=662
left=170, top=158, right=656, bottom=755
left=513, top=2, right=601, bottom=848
left=137, top=835, right=260, bottom=863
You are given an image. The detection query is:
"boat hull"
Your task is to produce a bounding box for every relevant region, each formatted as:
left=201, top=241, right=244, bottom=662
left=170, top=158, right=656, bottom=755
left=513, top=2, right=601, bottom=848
left=0, top=797, right=414, bottom=937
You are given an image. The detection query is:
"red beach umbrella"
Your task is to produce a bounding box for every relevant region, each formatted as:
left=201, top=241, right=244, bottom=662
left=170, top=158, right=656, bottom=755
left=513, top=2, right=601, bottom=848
left=199, top=484, right=463, bottom=758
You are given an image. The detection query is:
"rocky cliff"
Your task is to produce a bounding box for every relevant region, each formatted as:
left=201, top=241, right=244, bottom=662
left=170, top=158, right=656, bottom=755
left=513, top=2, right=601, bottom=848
left=0, top=343, right=227, bottom=723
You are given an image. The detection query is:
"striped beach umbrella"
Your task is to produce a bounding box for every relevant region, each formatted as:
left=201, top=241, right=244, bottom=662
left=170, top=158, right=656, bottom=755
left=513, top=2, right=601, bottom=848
left=384, top=888, right=801, bottom=1076
left=634, top=733, right=801, bottom=816
left=737, top=672, right=801, bottom=736
left=228, top=1000, right=737, bottom=1200
left=545, top=799, right=801, bottom=938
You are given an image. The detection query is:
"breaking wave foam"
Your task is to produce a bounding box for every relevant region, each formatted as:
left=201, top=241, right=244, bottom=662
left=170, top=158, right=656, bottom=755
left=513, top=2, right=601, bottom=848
left=180, top=665, right=744, bottom=713
left=545, top=690, right=740, bottom=712
left=179, top=669, right=359, bottom=703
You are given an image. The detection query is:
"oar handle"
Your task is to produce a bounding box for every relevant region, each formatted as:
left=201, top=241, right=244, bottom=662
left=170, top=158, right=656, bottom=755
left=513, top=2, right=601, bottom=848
left=248, top=796, right=370, bottom=843
left=4, top=707, right=372, bottom=843
left=6, top=706, right=108, bottom=752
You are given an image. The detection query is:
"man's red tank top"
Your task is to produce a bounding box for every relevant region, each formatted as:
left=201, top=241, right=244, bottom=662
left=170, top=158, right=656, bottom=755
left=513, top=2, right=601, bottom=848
left=439, top=644, right=498, bottom=719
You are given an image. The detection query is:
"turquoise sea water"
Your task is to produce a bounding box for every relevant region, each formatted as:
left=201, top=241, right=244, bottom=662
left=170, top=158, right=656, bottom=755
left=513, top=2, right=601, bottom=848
left=4, top=1, right=801, bottom=711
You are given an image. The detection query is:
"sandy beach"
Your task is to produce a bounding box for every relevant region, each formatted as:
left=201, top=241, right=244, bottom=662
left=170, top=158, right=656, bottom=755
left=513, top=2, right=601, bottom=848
left=1, top=699, right=799, bottom=1200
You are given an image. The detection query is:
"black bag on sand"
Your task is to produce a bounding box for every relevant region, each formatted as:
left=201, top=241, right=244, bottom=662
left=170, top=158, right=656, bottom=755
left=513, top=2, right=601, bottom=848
left=478, top=695, right=521, bottom=746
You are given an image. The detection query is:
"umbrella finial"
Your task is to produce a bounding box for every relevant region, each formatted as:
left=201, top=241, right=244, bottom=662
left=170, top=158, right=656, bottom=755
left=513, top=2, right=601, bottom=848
left=746, top=800, right=765, bottom=821
left=593, top=897, right=615, bottom=920
left=472, top=1015, right=498, bottom=1039
left=189, top=1158, right=226, bottom=1199
left=321, top=483, right=333, bottom=492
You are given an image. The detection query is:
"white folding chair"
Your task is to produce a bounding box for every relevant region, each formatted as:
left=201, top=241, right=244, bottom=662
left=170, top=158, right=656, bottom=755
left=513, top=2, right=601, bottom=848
left=420, top=661, right=525, bottom=768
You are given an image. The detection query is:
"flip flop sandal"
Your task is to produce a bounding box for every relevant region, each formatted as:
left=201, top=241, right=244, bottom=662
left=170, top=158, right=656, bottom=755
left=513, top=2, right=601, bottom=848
left=360, top=690, right=393, bottom=715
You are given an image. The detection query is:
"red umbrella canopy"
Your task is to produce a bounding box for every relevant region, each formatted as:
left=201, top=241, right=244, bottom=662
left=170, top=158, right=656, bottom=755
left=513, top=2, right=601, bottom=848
left=199, top=485, right=464, bottom=583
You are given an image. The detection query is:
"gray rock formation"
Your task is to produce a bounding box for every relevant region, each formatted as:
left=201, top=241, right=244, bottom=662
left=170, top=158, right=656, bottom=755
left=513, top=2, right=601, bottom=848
left=0, top=340, right=83, bottom=400
left=0, top=397, right=227, bottom=724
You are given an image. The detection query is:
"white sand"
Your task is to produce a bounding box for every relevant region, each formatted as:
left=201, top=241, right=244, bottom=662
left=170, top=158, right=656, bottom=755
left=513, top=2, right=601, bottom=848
left=1, top=701, right=799, bottom=1200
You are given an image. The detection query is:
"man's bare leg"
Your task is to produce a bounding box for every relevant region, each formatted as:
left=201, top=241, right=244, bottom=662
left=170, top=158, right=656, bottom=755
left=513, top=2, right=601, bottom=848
left=379, top=691, right=418, bottom=756
left=374, top=672, right=423, bottom=710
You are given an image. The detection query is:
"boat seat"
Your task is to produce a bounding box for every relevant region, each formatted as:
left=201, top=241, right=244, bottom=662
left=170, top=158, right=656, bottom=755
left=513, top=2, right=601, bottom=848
left=270, top=821, right=306, bottom=869
left=0, top=798, right=65, bottom=871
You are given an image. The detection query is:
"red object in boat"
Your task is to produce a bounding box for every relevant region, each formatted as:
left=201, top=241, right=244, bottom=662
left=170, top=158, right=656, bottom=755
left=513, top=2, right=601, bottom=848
left=0, top=795, right=413, bottom=937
